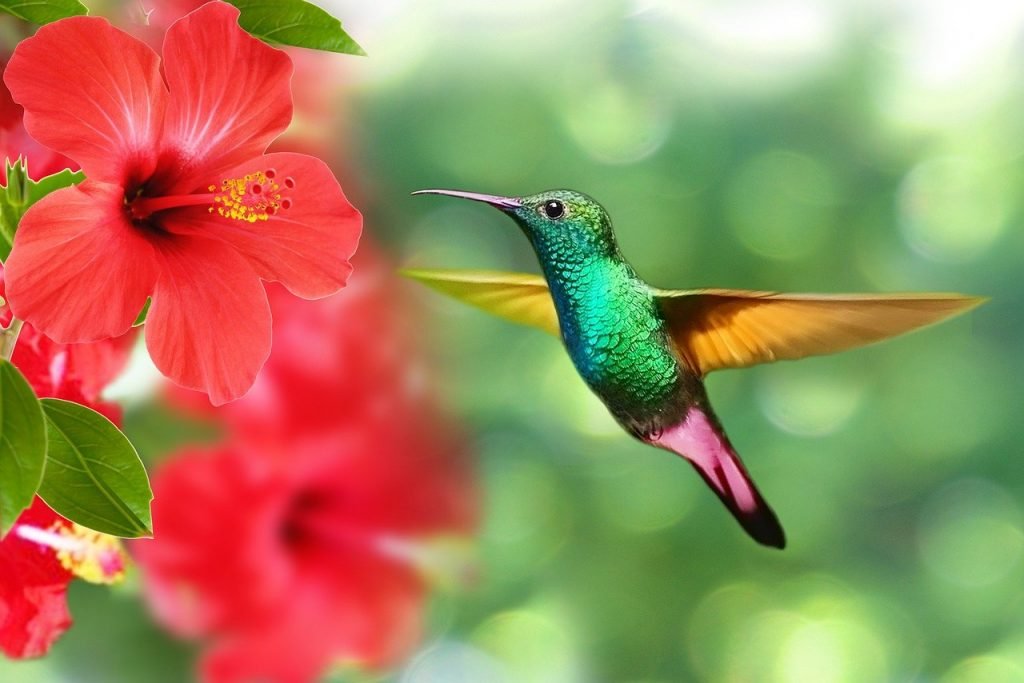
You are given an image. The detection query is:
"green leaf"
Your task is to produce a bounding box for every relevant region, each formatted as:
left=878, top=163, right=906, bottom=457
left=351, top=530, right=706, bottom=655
left=0, top=0, right=87, bottom=24
left=38, top=399, right=153, bottom=538
left=132, top=298, right=151, bottom=327
left=0, top=161, right=84, bottom=261
left=27, top=167, right=85, bottom=204
left=226, top=0, right=365, bottom=55
left=0, top=360, right=46, bottom=536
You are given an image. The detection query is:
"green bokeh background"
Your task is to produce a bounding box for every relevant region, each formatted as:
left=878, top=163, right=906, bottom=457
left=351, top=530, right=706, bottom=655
left=4, top=1, right=1022, bottom=681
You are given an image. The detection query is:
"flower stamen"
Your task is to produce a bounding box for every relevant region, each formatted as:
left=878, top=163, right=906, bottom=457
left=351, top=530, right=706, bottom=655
left=211, top=169, right=295, bottom=223
left=126, top=168, right=296, bottom=223
left=16, top=521, right=128, bottom=585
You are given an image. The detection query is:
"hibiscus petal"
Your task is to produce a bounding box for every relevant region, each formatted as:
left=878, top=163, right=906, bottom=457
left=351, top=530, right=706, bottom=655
left=157, top=2, right=292, bottom=195
left=167, top=153, right=361, bottom=299
left=146, top=236, right=271, bottom=405
left=3, top=17, right=165, bottom=186
left=200, top=562, right=423, bottom=682
left=133, top=447, right=293, bottom=638
left=4, top=183, right=157, bottom=343
left=0, top=581, right=72, bottom=659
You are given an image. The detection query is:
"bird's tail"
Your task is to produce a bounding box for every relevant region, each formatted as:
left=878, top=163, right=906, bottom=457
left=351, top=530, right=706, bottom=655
left=649, top=407, right=785, bottom=548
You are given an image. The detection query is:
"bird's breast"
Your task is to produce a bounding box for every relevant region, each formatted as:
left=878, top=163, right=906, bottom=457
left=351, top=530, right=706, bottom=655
left=550, top=269, right=685, bottom=426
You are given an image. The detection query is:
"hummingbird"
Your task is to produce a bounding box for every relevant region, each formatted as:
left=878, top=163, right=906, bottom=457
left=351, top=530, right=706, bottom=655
left=405, top=189, right=983, bottom=548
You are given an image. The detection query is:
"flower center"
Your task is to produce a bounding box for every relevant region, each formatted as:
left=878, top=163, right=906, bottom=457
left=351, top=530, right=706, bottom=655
left=127, top=168, right=296, bottom=223
left=278, top=488, right=475, bottom=586
left=15, top=521, right=128, bottom=584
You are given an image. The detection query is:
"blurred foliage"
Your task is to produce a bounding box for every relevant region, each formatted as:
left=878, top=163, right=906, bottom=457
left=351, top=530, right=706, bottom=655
left=5, top=0, right=1022, bottom=681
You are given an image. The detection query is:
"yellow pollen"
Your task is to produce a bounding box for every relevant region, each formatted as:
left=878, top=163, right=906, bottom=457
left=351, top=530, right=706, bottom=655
left=51, top=522, right=129, bottom=585
left=211, top=169, right=293, bottom=222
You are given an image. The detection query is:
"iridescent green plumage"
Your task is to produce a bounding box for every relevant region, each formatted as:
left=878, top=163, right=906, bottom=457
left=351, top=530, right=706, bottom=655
left=513, top=190, right=689, bottom=435
left=408, top=188, right=984, bottom=549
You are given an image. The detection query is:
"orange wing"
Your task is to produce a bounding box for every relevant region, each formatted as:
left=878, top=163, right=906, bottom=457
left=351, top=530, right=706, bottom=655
left=657, top=289, right=985, bottom=376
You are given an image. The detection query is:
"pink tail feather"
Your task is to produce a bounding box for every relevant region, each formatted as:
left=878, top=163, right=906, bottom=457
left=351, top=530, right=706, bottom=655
left=650, top=408, right=785, bottom=548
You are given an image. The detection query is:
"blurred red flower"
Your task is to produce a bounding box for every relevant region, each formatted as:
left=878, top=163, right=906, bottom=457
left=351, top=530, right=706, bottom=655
left=136, top=247, right=478, bottom=682
left=2, top=1, right=361, bottom=405
left=199, top=248, right=427, bottom=446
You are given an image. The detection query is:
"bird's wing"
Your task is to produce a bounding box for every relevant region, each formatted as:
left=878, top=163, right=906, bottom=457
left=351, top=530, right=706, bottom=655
left=655, top=288, right=985, bottom=376
left=401, top=269, right=560, bottom=336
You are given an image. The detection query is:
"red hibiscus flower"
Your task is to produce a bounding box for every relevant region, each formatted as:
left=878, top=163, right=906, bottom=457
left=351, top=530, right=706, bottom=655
left=137, top=244, right=478, bottom=682
left=135, top=430, right=476, bottom=682
left=2, top=1, right=362, bottom=405
left=1, top=498, right=128, bottom=658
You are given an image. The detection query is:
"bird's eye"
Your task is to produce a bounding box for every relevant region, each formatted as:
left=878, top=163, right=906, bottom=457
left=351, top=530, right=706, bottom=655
left=542, top=200, right=565, bottom=220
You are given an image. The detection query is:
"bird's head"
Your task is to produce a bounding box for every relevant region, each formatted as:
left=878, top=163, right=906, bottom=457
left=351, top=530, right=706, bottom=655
left=413, top=188, right=619, bottom=259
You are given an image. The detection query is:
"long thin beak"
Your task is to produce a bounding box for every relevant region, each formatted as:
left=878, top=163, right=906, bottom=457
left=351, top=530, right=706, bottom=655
left=412, top=189, right=522, bottom=210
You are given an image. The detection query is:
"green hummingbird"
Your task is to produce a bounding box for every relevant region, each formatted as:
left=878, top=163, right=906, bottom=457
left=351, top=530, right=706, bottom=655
left=406, top=188, right=983, bottom=549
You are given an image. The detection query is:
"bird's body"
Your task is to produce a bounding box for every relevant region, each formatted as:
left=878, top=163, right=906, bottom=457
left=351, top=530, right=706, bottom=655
left=537, top=235, right=687, bottom=437
left=408, top=188, right=983, bottom=548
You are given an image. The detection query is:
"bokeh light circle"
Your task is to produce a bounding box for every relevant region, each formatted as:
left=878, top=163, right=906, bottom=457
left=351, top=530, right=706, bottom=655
left=757, top=365, right=865, bottom=437
left=918, top=478, right=1024, bottom=587
left=726, top=149, right=839, bottom=260
left=899, top=156, right=1009, bottom=262
left=401, top=640, right=510, bottom=683
left=562, top=84, right=672, bottom=165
